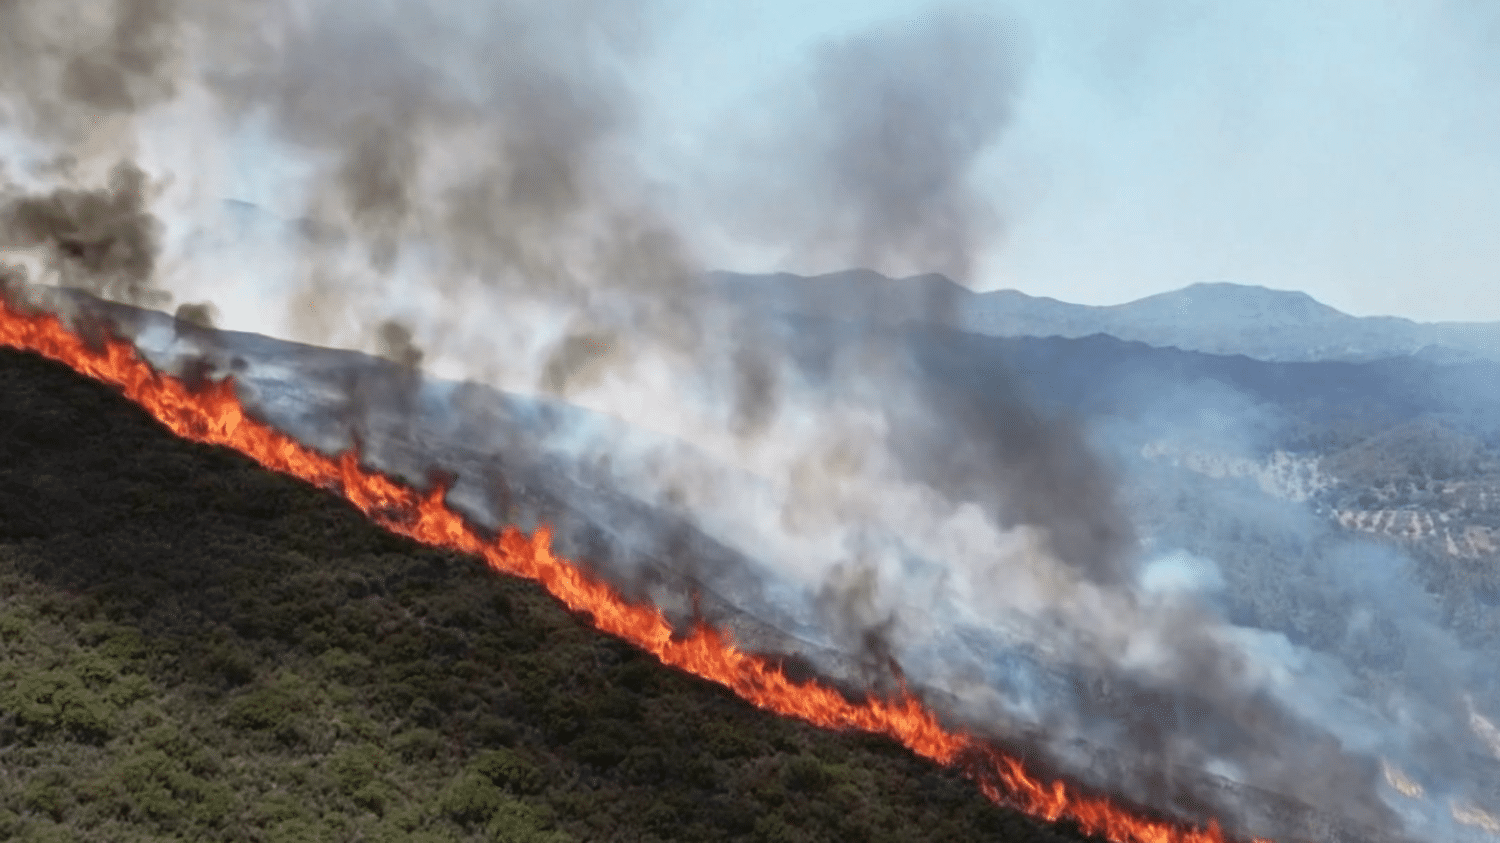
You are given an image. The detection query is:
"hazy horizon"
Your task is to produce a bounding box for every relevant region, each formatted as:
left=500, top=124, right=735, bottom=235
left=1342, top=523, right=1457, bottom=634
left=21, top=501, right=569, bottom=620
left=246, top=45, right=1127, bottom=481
left=638, top=1, right=1500, bottom=323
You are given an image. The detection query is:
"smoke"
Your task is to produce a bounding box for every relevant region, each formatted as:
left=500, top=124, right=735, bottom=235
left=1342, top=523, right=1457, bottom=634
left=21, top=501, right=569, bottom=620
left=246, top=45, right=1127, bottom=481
left=3, top=3, right=1491, bottom=841
left=0, top=0, right=187, bottom=144
left=173, top=301, right=215, bottom=330
left=709, top=5, right=1025, bottom=314
left=0, top=160, right=166, bottom=307
left=1074, top=370, right=1500, bottom=839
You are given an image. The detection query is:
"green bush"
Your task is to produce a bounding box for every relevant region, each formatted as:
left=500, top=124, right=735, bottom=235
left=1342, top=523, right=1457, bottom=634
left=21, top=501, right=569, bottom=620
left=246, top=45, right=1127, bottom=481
left=0, top=608, right=31, bottom=641
left=95, top=627, right=145, bottom=662
left=485, top=799, right=570, bottom=843
left=107, top=747, right=230, bottom=823
left=254, top=792, right=311, bottom=827
left=22, top=773, right=67, bottom=820
left=440, top=774, right=510, bottom=824
left=353, top=780, right=398, bottom=816
left=17, top=820, right=75, bottom=843
left=103, top=674, right=154, bottom=708
left=326, top=742, right=386, bottom=794
left=69, top=652, right=119, bottom=687
left=201, top=642, right=256, bottom=687
left=226, top=672, right=313, bottom=731
left=391, top=727, right=445, bottom=762
left=470, top=748, right=545, bottom=796
left=318, top=647, right=373, bottom=684
left=783, top=754, right=834, bottom=793
left=2, top=669, right=114, bottom=741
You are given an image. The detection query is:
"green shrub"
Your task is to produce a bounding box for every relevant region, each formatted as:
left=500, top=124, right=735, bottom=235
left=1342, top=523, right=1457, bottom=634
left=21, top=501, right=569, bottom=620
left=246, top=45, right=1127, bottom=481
left=326, top=743, right=386, bottom=794
left=353, top=780, right=397, bottom=816
left=569, top=731, right=627, bottom=770
left=0, top=608, right=31, bottom=641
left=783, top=754, right=833, bottom=794
left=202, top=642, right=256, bottom=687
left=2, top=669, right=113, bottom=740
left=391, top=727, right=445, bottom=762
left=254, top=792, right=310, bottom=826
left=470, top=748, right=544, bottom=795
left=471, top=714, right=519, bottom=746
left=17, top=820, right=75, bottom=843
left=111, top=748, right=181, bottom=819
left=318, top=647, right=372, bottom=684
left=69, top=652, right=119, bottom=686
left=96, top=627, right=145, bottom=662
left=22, top=773, right=67, bottom=820
left=440, top=774, right=509, bottom=824
left=107, top=745, right=235, bottom=826
left=226, top=672, right=313, bottom=731
left=265, top=818, right=323, bottom=843
left=103, top=674, right=154, bottom=708
left=484, top=799, right=569, bottom=843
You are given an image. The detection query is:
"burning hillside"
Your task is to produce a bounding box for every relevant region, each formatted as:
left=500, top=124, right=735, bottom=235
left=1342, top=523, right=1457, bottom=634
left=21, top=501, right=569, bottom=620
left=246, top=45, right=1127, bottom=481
left=0, top=276, right=1303, bottom=842
left=5, top=2, right=1500, bottom=841
left=0, top=329, right=1104, bottom=842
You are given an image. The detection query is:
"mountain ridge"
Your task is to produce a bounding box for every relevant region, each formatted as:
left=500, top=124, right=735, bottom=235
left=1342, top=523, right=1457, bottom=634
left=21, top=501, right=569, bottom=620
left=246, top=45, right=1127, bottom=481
left=205, top=199, right=1496, bottom=363
left=708, top=270, right=1500, bottom=363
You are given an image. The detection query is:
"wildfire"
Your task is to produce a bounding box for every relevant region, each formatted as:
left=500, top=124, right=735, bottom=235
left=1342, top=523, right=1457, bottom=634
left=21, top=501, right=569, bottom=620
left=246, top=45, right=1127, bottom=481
left=0, top=297, right=1270, bottom=843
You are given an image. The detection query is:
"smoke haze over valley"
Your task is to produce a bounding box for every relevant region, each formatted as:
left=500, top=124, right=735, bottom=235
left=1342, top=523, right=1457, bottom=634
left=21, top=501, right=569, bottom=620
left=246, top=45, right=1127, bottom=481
left=4, top=3, right=1500, bottom=842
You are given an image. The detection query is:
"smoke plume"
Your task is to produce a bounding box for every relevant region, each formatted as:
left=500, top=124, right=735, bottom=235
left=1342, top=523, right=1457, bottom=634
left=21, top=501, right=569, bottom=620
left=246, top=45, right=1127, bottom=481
left=708, top=5, right=1025, bottom=318
left=0, top=160, right=165, bottom=307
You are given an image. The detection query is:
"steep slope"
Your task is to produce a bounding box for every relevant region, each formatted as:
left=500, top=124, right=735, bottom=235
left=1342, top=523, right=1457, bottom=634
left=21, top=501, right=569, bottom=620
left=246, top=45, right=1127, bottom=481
left=0, top=344, right=1103, bottom=843
left=4, top=285, right=1463, bottom=843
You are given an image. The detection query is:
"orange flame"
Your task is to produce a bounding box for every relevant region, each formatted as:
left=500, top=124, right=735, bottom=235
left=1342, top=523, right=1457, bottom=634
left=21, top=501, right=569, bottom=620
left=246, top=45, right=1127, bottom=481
left=0, top=298, right=1270, bottom=843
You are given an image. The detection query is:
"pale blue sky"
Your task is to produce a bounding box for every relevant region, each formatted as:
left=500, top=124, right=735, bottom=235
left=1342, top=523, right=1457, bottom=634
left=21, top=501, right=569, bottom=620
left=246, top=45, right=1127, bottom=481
left=626, top=1, right=1500, bottom=322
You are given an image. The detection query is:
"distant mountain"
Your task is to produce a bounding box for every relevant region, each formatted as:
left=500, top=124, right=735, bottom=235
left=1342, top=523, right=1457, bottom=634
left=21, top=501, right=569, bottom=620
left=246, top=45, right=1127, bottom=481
left=709, top=270, right=1500, bottom=363
left=208, top=201, right=1499, bottom=364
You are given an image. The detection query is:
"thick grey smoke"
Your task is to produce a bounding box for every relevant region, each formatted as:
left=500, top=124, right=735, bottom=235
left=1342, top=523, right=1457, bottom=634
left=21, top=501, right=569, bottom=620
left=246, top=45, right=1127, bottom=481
left=802, top=7, right=1022, bottom=284
left=0, top=0, right=187, bottom=143
left=3, top=3, right=1486, bottom=842
left=0, top=160, right=165, bottom=307
left=196, top=0, right=705, bottom=389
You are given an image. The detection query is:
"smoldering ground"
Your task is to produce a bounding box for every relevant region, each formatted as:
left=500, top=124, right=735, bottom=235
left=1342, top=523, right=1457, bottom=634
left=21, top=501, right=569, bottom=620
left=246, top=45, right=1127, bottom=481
left=0, top=2, right=1479, bottom=840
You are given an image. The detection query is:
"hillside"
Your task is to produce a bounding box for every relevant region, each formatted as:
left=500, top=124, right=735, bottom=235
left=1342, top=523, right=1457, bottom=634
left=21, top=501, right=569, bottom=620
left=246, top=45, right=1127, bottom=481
left=12, top=280, right=1500, bottom=840
left=0, top=346, right=1106, bottom=842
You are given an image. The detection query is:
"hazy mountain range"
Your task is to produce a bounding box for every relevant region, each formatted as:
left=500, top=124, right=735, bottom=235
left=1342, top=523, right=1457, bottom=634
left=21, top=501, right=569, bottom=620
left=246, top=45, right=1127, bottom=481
left=710, top=269, right=1500, bottom=363
left=213, top=200, right=1500, bottom=364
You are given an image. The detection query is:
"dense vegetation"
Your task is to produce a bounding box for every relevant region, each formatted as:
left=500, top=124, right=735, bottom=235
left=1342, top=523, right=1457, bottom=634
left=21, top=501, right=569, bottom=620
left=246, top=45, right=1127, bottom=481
left=0, top=345, right=1102, bottom=842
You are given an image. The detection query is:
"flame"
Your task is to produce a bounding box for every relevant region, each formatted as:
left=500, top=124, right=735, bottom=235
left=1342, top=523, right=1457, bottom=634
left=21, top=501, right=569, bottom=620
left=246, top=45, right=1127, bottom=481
left=0, top=298, right=1271, bottom=843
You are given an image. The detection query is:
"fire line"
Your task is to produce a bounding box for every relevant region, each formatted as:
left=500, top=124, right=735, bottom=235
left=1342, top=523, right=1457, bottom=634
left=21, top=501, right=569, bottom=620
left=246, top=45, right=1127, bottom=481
left=0, top=297, right=1269, bottom=843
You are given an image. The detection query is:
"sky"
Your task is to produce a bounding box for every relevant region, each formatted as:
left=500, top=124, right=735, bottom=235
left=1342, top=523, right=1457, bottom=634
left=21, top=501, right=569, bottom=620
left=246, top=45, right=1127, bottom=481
left=627, top=1, right=1500, bottom=323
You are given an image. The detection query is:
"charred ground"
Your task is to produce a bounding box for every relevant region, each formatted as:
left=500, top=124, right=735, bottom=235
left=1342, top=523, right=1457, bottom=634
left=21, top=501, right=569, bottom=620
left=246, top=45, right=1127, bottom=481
left=0, top=346, right=1107, bottom=842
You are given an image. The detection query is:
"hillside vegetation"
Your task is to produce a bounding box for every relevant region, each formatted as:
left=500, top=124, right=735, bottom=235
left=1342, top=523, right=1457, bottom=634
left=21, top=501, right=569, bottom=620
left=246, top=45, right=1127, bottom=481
left=0, top=345, right=1101, bottom=842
